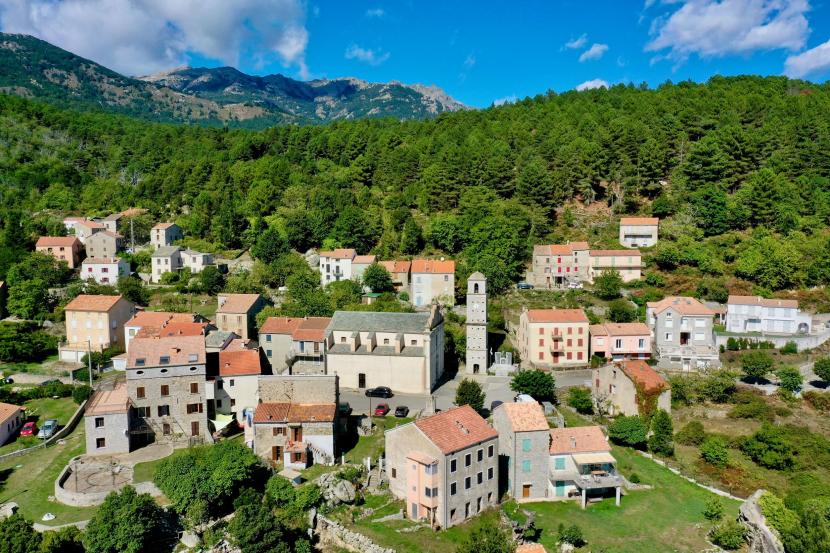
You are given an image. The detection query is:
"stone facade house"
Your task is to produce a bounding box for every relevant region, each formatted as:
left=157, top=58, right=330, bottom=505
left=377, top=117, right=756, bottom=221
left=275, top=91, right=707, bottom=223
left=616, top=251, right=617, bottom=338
left=646, top=296, right=719, bottom=371
left=378, top=260, right=411, bottom=292
left=548, top=426, right=621, bottom=508
left=0, top=402, right=23, bottom=447
left=216, top=294, right=267, bottom=341
left=725, top=295, right=812, bottom=335
left=126, top=335, right=211, bottom=446
left=206, top=348, right=268, bottom=424
left=100, top=213, right=123, bottom=234
left=36, top=236, right=83, bottom=269
left=252, top=402, right=336, bottom=470
left=318, top=248, right=357, bottom=286
left=84, top=230, right=123, bottom=259
left=325, top=306, right=444, bottom=394
left=81, top=257, right=130, bottom=285
left=619, top=217, right=659, bottom=248
left=151, top=223, right=183, bottom=249
left=588, top=250, right=642, bottom=283
left=492, top=402, right=550, bottom=502
left=259, top=316, right=330, bottom=375
left=517, top=308, right=590, bottom=369
left=60, top=294, right=135, bottom=362
left=124, top=311, right=201, bottom=351
left=593, top=360, right=671, bottom=417
left=385, top=406, right=499, bottom=529
left=74, top=219, right=106, bottom=244
left=589, top=322, right=651, bottom=361
left=528, top=242, right=590, bottom=289
left=411, top=259, right=456, bottom=306
left=84, top=381, right=132, bottom=455
left=151, top=246, right=183, bottom=283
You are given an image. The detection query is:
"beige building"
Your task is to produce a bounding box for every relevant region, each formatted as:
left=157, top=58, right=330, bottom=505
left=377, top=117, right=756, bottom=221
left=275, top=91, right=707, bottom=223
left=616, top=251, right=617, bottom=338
left=492, top=402, right=551, bottom=502
left=411, top=259, right=456, bottom=307
left=646, top=296, right=719, bottom=371
left=259, top=316, right=330, bottom=375
left=588, top=250, right=642, bottom=283
left=100, top=213, right=123, bottom=234
left=619, top=217, right=659, bottom=248
left=151, top=223, right=183, bottom=249
left=325, top=306, right=444, bottom=394
left=124, top=311, right=202, bottom=351
left=385, top=406, right=499, bottom=529
left=216, top=294, right=267, bottom=340
left=84, top=231, right=123, bottom=259
left=84, top=381, right=132, bottom=455
left=60, top=295, right=135, bottom=362
left=36, top=236, right=83, bottom=269
left=207, top=348, right=268, bottom=424
left=0, top=402, right=23, bottom=447
left=517, top=308, right=590, bottom=368
left=593, top=360, right=671, bottom=417
left=126, top=335, right=211, bottom=445
left=378, top=260, right=412, bottom=292
left=589, top=322, right=651, bottom=361
left=528, top=242, right=590, bottom=288
left=75, top=219, right=106, bottom=244
left=150, top=246, right=183, bottom=283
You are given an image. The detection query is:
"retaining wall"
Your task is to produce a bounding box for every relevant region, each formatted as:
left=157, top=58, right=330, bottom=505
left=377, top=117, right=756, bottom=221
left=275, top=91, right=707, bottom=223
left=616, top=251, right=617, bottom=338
left=316, top=515, right=395, bottom=553
left=0, top=399, right=87, bottom=463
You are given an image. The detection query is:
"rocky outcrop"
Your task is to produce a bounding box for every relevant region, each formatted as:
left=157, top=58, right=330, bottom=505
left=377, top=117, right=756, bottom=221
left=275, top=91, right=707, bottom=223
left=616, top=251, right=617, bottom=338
left=739, top=490, right=785, bottom=553
left=316, top=515, right=395, bottom=553
left=0, top=502, right=18, bottom=519
left=316, top=472, right=356, bottom=507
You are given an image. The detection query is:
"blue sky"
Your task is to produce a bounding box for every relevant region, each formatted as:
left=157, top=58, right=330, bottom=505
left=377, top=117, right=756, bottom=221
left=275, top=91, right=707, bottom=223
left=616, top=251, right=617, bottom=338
left=3, top=1, right=830, bottom=108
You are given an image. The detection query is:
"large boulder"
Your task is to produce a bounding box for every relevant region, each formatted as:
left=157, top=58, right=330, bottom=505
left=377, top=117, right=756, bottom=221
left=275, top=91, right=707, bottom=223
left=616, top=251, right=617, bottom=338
left=739, top=490, right=785, bottom=553
left=316, top=472, right=357, bottom=507
left=0, top=502, right=18, bottom=519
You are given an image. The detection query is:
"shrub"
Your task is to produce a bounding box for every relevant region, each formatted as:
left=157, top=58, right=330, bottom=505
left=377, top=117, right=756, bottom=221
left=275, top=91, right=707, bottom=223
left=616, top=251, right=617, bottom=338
left=455, top=379, right=486, bottom=412
left=510, top=369, right=556, bottom=402
left=557, top=523, right=586, bottom=547
left=803, top=390, right=830, bottom=411
left=709, top=520, right=746, bottom=550
left=608, top=416, right=648, bottom=448
left=780, top=341, right=798, bottom=354
left=703, top=496, right=725, bottom=521
left=457, top=524, right=516, bottom=553
left=726, top=337, right=739, bottom=351
left=648, top=409, right=674, bottom=456
left=728, top=391, right=775, bottom=421
left=593, top=269, right=623, bottom=300
left=607, top=298, right=637, bottom=322
left=741, top=351, right=774, bottom=380
left=72, top=385, right=93, bottom=404
left=740, top=423, right=794, bottom=470
left=813, top=357, right=830, bottom=382
left=265, top=475, right=296, bottom=507
left=776, top=366, right=803, bottom=393
left=398, top=291, right=410, bottom=302
left=566, top=386, right=593, bottom=414
left=675, top=421, right=707, bottom=446
left=628, top=473, right=641, bottom=484
left=83, top=486, right=166, bottom=553
left=700, top=437, right=729, bottom=468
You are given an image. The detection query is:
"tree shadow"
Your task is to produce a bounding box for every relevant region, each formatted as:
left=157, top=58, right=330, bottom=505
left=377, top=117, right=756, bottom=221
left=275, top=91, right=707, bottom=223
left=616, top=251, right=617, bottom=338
left=808, top=380, right=828, bottom=390
left=740, top=376, right=771, bottom=386
left=0, top=467, right=13, bottom=495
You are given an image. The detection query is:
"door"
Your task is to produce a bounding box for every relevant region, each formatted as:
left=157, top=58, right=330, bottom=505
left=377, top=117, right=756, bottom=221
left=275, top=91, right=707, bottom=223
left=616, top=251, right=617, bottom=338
left=411, top=503, right=418, bottom=519
left=680, top=332, right=690, bottom=345
left=272, top=446, right=282, bottom=463
left=522, top=484, right=531, bottom=498
left=555, top=481, right=565, bottom=497
left=292, top=426, right=303, bottom=442
left=190, top=421, right=199, bottom=437
left=358, top=373, right=366, bottom=388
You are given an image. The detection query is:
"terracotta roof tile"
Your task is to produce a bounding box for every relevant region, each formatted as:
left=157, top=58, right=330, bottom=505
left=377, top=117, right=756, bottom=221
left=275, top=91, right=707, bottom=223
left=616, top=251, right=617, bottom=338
left=590, top=249, right=642, bottom=257
left=516, top=545, right=547, bottom=553
left=498, top=402, right=549, bottom=432
left=415, top=405, right=497, bottom=454
left=127, top=311, right=193, bottom=328
left=82, top=257, right=124, bottom=265
left=727, top=295, right=799, bottom=309
left=36, top=236, right=81, bottom=248
left=64, top=294, right=127, bottom=313
left=292, top=317, right=331, bottom=342
left=647, top=296, right=715, bottom=316
left=76, top=220, right=105, bottom=230
left=378, top=260, right=411, bottom=273
left=152, top=222, right=177, bottom=230
left=127, top=335, right=206, bottom=369
left=217, top=294, right=262, bottom=314
left=353, top=255, right=376, bottom=264
left=620, top=217, right=659, bottom=226
left=411, top=258, right=456, bottom=274
left=253, top=402, right=336, bottom=423
left=0, top=401, right=22, bottom=422
left=157, top=322, right=208, bottom=338
left=549, top=426, right=610, bottom=455
left=259, top=317, right=303, bottom=335
left=86, top=381, right=130, bottom=416
left=319, top=248, right=356, bottom=259
left=526, top=309, right=588, bottom=324
left=617, top=360, right=668, bottom=392
left=218, top=349, right=264, bottom=376
left=590, top=323, right=650, bottom=336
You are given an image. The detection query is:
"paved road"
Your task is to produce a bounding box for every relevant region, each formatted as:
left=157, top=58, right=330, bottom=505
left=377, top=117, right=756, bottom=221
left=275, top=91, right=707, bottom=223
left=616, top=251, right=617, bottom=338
left=340, top=369, right=592, bottom=416
left=2, top=372, right=74, bottom=385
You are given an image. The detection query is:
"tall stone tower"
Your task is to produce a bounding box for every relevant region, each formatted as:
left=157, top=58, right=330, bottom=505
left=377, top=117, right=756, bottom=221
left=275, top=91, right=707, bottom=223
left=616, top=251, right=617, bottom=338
left=466, top=272, right=488, bottom=374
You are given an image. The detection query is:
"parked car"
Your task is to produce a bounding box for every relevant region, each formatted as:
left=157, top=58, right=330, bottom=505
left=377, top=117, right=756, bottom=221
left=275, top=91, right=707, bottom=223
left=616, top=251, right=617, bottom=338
left=490, top=400, right=504, bottom=412
left=514, top=393, right=536, bottom=403
left=2, top=377, right=13, bottom=384
left=567, top=280, right=584, bottom=289
left=517, top=281, right=534, bottom=290
left=365, top=386, right=393, bottom=398
left=394, top=405, right=410, bottom=417
left=338, top=402, right=353, bottom=417
left=20, top=421, right=37, bottom=437
left=40, top=379, right=61, bottom=386
left=37, top=419, right=59, bottom=439
left=374, top=403, right=390, bottom=416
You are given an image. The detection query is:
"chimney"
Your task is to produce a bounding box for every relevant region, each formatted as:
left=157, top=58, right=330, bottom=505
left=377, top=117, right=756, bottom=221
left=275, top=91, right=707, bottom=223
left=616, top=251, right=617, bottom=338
left=570, top=436, right=577, bottom=448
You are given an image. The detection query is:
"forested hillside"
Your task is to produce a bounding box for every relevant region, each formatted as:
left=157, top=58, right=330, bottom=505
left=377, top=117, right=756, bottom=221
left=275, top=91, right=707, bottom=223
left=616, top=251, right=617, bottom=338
left=2, top=75, right=830, bottom=299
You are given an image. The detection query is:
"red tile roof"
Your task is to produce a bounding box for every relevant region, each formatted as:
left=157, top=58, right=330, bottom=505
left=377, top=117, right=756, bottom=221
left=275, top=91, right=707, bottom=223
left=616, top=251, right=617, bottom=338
left=411, top=258, right=456, bottom=274
left=498, top=402, right=549, bottom=432
left=157, top=322, right=209, bottom=338
left=590, top=249, right=642, bottom=257
left=353, top=255, right=377, bottom=264
left=549, top=426, right=610, bottom=455
left=127, top=312, right=195, bottom=335
left=152, top=222, right=177, bottom=230
left=293, top=317, right=331, bottom=342
left=589, top=323, right=650, bottom=336
left=82, top=257, right=124, bottom=265
left=727, top=295, right=799, bottom=309
left=127, top=335, right=206, bottom=368
left=378, top=260, right=412, bottom=273
left=253, top=402, right=336, bottom=423
left=76, top=220, right=105, bottom=230
left=525, top=309, right=588, bottom=324
left=533, top=242, right=590, bottom=256
left=617, top=360, right=668, bottom=392
left=647, top=296, right=715, bottom=316
left=217, top=294, right=262, bottom=313
left=415, top=405, right=498, bottom=454
left=259, top=317, right=303, bottom=335
left=319, top=248, right=356, bottom=259
left=0, top=401, right=22, bottom=422
left=86, top=381, right=130, bottom=416
left=218, top=349, right=264, bottom=376
left=620, top=217, right=659, bottom=226
left=64, top=294, right=127, bottom=312
left=36, top=236, right=81, bottom=248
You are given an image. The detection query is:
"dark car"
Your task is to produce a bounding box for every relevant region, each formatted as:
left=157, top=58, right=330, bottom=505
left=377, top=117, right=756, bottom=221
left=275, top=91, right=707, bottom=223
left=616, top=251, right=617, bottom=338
left=338, top=402, right=353, bottom=417
left=3, top=377, right=13, bottom=385
left=490, top=400, right=504, bottom=412
left=374, top=403, right=390, bottom=416
left=517, top=281, right=534, bottom=290
left=394, top=405, right=410, bottom=417
left=365, top=386, right=393, bottom=398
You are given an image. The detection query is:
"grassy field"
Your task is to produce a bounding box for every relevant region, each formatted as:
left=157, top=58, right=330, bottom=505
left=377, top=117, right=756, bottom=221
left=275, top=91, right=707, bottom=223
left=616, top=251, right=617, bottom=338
left=0, top=397, right=80, bottom=455
left=0, top=354, right=62, bottom=377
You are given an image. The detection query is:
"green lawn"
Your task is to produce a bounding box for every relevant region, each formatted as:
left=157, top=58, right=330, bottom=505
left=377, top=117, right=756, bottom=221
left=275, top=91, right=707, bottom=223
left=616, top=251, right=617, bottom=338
left=0, top=397, right=80, bottom=455
left=0, top=354, right=61, bottom=377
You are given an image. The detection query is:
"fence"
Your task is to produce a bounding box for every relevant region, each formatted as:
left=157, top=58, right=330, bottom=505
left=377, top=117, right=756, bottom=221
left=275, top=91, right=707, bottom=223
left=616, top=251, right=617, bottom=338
left=0, top=399, right=87, bottom=463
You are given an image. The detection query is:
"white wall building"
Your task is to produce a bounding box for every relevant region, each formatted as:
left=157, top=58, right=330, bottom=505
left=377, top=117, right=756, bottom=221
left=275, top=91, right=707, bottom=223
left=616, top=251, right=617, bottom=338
left=81, top=257, right=131, bottom=285
left=726, top=295, right=812, bottom=335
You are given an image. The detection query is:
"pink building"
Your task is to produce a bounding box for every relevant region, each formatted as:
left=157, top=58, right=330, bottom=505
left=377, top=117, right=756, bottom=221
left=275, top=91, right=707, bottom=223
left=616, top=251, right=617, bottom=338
left=36, top=236, right=83, bottom=268
left=589, top=323, right=651, bottom=361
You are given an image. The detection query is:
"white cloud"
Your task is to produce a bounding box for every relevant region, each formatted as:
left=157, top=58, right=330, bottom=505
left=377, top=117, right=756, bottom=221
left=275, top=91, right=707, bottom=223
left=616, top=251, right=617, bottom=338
left=646, top=0, right=810, bottom=61
left=464, top=53, right=476, bottom=69
left=579, top=43, right=609, bottom=62
left=564, top=33, right=588, bottom=49
left=0, top=0, right=309, bottom=77
left=344, top=44, right=390, bottom=66
left=785, top=38, right=830, bottom=77
left=365, top=8, right=385, bottom=18
left=493, top=95, right=518, bottom=106
left=576, top=79, right=609, bottom=91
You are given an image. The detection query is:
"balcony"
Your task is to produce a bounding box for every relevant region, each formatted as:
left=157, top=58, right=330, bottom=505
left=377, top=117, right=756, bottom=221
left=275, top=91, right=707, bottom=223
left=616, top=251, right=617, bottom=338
left=551, top=469, right=622, bottom=490
left=549, top=341, right=563, bottom=353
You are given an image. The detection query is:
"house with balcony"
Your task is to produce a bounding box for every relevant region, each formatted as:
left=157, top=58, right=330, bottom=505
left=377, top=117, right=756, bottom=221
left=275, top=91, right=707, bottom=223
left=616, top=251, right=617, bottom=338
left=725, top=295, right=812, bottom=336
left=318, top=248, right=357, bottom=286
left=385, top=405, right=499, bottom=529
left=206, top=348, right=268, bottom=425
left=60, top=294, right=135, bottom=362
left=587, top=250, right=642, bottom=283
left=259, top=316, right=330, bottom=375
left=593, top=359, right=671, bottom=417
left=646, top=296, right=719, bottom=371
left=252, top=402, right=336, bottom=470
left=619, top=217, right=659, bottom=248
left=517, top=308, right=590, bottom=369
left=36, top=236, right=83, bottom=269
left=492, top=402, right=550, bottom=502
left=84, top=230, right=123, bottom=259
left=548, top=426, right=621, bottom=509
left=589, top=322, right=651, bottom=361
left=81, top=257, right=130, bottom=285
left=527, top=242, right=590, bottom=289
left=151, top=223, right=183, bottom=249
left=378, top=260, right=412, bottom=292
left=217, top=294, right=267, bottom=341
left=411, top=258, right=456, bottom=306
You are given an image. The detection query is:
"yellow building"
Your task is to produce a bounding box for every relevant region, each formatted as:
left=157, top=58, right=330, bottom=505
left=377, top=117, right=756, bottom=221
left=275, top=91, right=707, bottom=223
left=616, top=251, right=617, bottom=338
left=60, top=294, right=135, bottom=362
left=517, top=308, right=589, bottom=369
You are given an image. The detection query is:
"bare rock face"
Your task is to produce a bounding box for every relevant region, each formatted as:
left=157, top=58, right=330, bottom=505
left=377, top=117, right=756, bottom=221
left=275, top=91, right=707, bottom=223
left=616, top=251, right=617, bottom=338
left=739, top=490, right=785, bottom=553
left=316, top=472, right=357, bottom=507
left=0, top=502, right=18, bottom=519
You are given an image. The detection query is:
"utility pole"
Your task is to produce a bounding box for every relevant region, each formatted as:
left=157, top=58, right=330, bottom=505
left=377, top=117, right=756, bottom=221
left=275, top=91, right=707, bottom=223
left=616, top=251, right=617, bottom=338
left=87, top=340, right=93, bottom=388
left=130, top=218, right=135, bottom=253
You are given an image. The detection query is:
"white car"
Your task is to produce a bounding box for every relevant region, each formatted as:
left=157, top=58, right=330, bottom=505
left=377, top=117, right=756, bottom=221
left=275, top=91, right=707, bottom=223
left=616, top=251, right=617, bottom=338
left=567, top=281, right=584, bottom=289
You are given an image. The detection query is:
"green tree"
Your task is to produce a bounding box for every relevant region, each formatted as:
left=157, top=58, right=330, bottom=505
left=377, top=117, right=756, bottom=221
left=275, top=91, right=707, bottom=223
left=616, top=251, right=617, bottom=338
left=557, top=523, right=587, bottom=547
left=456, top=524, right=515, bottom=553
left=593, top=269, right=623, bottom=300
left=703, top=496, right=725, bottom=522
left=332, top=206, right=380, bottom=253
left=83, top=486, right=166, bottom=553
left=814, top=357, right=830, bottom=382
left=740, top=423, right=794, bottom=470
left=228, top=503, right=291, bottom=553
left=0, top=513, right=42, bottom=553
left=251, top=227, right=290, bottom=264
left=265, top=475, right=296, bottom=507
left=39, top=527, right=84, bottom=553
left=510, top=369, right=556, bottom=402
left=776, top=366, right=803, bottom=393
left=361, top=263, right=394, bottom=293
left=608, top=415, right=648, bottom=448
left=700, top=437, right=729, bottom=468
left=455, top=378, right=486, bottom=413
left=117, top=276, right=150, bottom=305
left=72, top=384, right=93, bottom=404
left=648, top=409, right=674, bottom=456
left=691, top=184, right=731, bottom=236
left=608, top=298, right=637, bottom=322
left=567, top=386, right=593, bottom=414
left=399, top=218, right=424, bottom=254
left=709, top=520, right=746, bottom=550
left=741, top=351, right=774, bottom=381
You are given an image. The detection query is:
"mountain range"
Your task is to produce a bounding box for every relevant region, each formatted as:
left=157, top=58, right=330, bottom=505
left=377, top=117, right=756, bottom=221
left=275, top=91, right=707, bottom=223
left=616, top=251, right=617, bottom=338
left=0, top=33, right=464, bottom=127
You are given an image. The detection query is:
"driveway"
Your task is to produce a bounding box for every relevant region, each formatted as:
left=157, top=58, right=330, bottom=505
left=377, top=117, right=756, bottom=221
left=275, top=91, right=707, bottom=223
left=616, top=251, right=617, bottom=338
left=3, top=373, right=73, bottom=386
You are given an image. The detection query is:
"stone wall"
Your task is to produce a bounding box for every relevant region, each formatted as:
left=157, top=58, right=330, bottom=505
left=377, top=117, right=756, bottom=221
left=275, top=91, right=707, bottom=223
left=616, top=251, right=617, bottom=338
left=258, top=374, right=338, bottom=404
left=739, top=490, right=785, bottom=553
left=316, top=515, right=395, bottom=553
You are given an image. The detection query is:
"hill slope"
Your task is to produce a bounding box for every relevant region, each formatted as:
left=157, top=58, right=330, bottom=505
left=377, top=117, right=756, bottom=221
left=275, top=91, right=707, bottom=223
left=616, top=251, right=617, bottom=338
left=0, top=33, right=464, bottom=127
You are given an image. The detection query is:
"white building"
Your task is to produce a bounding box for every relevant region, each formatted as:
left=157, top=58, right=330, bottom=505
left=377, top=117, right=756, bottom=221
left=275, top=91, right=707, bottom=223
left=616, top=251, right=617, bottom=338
left=181, top=249, right=214, bottom=274
left=726, top=295, right=812, bottom=335
left=151, top=223, right=183, bottom=249
left=619, top=217, right=659, bottom=248
left=411, top=259, right=456, bottom=307
left=81, top=257, right=131, bottom=285
left=465, top=272, right=487, bottom=374
left=318, top=248, right=357, bottom=286
left=0, top=402, right=24, bottom=447
left=151, top=246, right=183, bottom=283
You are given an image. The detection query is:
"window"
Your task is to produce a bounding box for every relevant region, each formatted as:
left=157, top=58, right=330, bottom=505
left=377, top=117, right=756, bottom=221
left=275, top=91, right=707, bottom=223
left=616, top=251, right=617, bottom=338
left=340, top=336, right=346, bottom=343
left=135, top=358, right=146, bottom=366
left=217, top=380, right=223, bottom=390
left=538, top=338, right=544, bottom=347
left=477, top=472, right=483, bottom=484
left=136, top=387, right=145, bottom=399
left=266, top=335, right=272, bottom=342
left=450, top=482, right=457, bottom=495
left=186, top=403, right=203, bottom=414
left=566, top=352, right=572, bottom=360
left=216, top=400, right=222, bottom=408
left=578, top=338, right=584, bottom=347
left=267, top=349, right=272, bottom=358
left=694, top=332, right=705, bottom=341
left=450, top=459, right=457, bottom=473
left=522, top=460, right=531, bottom=473
left=95, top=417, right=104, bottom=428
left=229, top=379, right=235, bottom=387
left=444, top=275, right=449, bottom=282
left=578, top=327, right=584, bottom=334
left=465, top=477, right=471, bottom=489
left=425, top=487, right=438, bottom=497
left=188, top=354, right=198, bottom=362
left=231, top=399, right=236, bottom=407
left=391, top=468, right=396, bottom=478
left=664, top=332, right=673, bottom=341
left=522, top=438, right=531, bottom=452
left=477, top=449, right=483, bottom=462
left=566, top=339, right=572, bottom=347
left=160, top=385, right=169, bottom=397
left=159, top=356, right=170, bottom=365
left=465, top=453, right=471, bottom=467
left=162, top=423, right=171, bottom=435
left=488, top=467, right=494, bottom=480
left=567, top=327, right=573, bottom=335
left=96, top=438, right=106, bottom=448
left=425, top=464, right=438, bottom=475
left=577, top=352, right=583, bottom=360
left=273, top=427, right=286, bottom=436
left=190, top=382, right=199, bottom=394
left=410, top=339, right=417, bottom=346
left=157, top=405, right=170, bottom=417
left=488, top=445, right=494, bottom=457
left=135, top=406, right=150, bottom=418
left=538, top=352, right=544, bottom=360
left=638, top=338, right=645, bottom=349
left=554, top=456, right=566, bottom=470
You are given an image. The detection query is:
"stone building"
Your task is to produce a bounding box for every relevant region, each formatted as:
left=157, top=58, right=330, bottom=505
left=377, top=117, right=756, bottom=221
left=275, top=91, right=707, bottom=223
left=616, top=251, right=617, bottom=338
left=150, top=223, right=183, bottom=249
left=527, top=242, right=589, bottom=289
left=206, top=348, right=268, bottom=424
left=252, top=402, right=336, bottom=470
left=259, top=316, right=330, bottom=374
left=216, top=293, right=267, bottom=341
left=465, top=272, right=488, bottom=374
left=593, top=360, right=671, bottom=417
left=646, top=296, right=719, bottom=371
left=84, top=230, right=123, bottom=259
left=84, top=381, right=132, bottom=455
left=618, top=217, right=659, bottom=248
left=411, top=259, right=456, bottom=307
left=492, top=402, right=550, bottom=502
